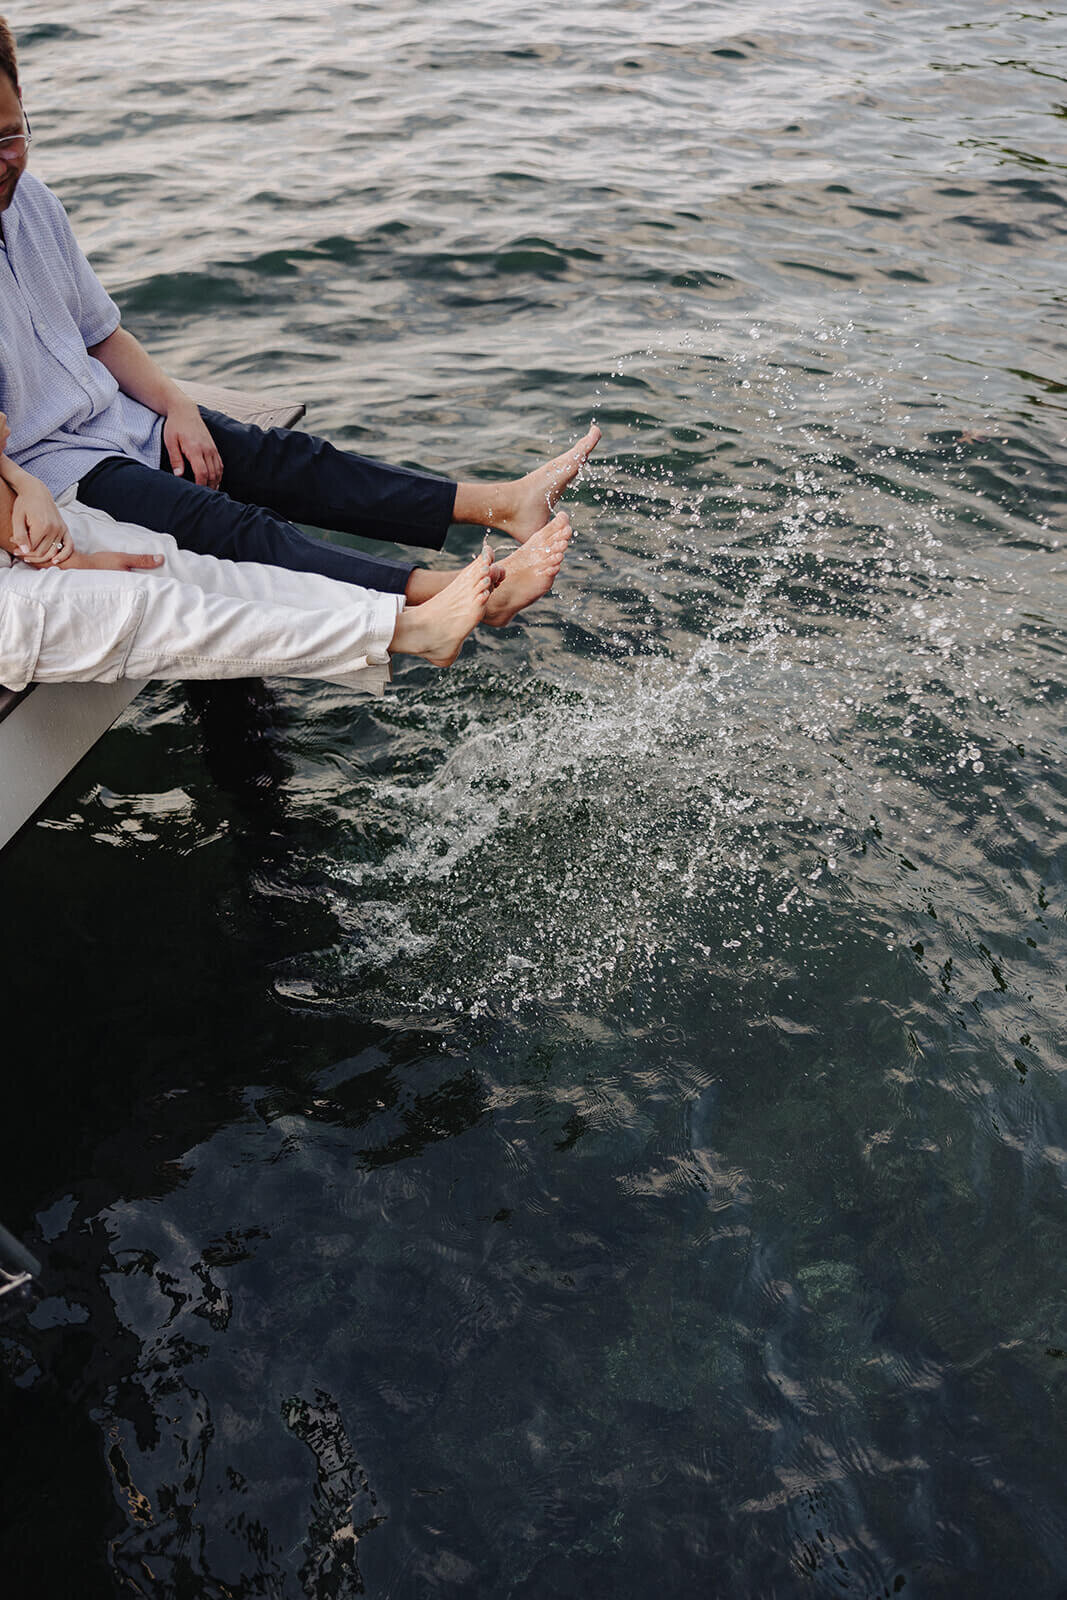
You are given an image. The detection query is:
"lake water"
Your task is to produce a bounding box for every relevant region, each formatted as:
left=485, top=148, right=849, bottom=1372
left=2, top=1, right=1067, bottom=1595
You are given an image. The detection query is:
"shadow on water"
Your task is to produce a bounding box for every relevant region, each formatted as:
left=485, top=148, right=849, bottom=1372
left=0, top=679, right=389, bottom=1596
left=0, top=699, right=491, bottom=1591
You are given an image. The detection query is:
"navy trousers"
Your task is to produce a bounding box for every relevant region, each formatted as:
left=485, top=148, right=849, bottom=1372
left=76, top=408, right=458, bottom=595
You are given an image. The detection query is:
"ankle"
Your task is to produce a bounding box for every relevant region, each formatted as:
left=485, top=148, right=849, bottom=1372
left=452, top=480, right=514, bottom=531
left=389, top=607, right=425, bottom=659
left=405, top=568, right=445, bottom=604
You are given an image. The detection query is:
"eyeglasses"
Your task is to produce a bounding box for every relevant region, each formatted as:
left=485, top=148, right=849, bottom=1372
left=0, top=109, right=31, bottom=164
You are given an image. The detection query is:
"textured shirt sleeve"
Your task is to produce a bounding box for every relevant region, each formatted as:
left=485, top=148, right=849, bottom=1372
left=0, top=175, right=164, bottom=496
left=49, top=189, right=122, bottom=348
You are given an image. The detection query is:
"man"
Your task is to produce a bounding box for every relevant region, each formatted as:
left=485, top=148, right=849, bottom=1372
left=0, top=16, right=598, bottom=625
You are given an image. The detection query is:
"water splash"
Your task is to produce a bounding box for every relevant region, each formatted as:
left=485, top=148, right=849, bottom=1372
left=273, top=320, right=1060, bottom=1030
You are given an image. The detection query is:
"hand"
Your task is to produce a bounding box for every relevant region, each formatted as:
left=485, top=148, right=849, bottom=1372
left=163, top=398, right=223, bottom=489
left=0, top=411, right=9, bottom=455
left=59, top=549, right=165, bottom=573
left=12, top=479, right=71, bottom=566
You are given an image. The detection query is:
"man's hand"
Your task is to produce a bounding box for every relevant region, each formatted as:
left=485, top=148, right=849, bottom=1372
left=0, top=412, right=10, bottom=455
left=163, top=398, right=223, bottom=489
left=59, top=549, right=165, bottom=573
left=11, top=478, right=71, bottom=565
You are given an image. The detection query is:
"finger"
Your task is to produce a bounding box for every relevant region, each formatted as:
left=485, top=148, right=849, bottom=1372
left=122, top=553, right=165, bottom=571
left=188, top=445, right=212, bottom=487
left=22, top=519, right=53, bottom=555
left=14, top=516, right=53, bottom=561
left=165, top=430, right=186, bottom=477
left=12, top=504, right=30, bottom=556
left=207, top=445, right=223, bottom=489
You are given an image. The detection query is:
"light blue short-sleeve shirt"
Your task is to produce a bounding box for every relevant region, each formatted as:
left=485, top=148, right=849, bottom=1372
left=0, top=172, right=164, bottom=497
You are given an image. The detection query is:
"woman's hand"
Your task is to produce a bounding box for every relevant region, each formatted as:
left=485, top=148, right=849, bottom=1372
left=11, top=478, right=71, bottom=565
left=59, top=549, right=165, bottom=572
left=162, top=398, right=223, bottom=488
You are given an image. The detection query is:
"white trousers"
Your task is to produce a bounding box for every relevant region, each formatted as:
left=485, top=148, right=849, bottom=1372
left=0, top=496, right=405, bottom=695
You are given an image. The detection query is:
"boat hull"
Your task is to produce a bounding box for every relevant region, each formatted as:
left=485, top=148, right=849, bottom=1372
left=0, top=679, right=144, bottom=848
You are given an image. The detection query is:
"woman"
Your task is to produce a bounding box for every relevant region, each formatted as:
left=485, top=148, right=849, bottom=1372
left=0, top=411, right=572, bottom=695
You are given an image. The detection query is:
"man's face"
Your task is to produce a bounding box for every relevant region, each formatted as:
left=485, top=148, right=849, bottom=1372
left=0, top=72, right=27, bottom=212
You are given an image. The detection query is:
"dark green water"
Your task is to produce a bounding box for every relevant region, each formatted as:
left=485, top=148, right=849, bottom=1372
left=3, top=2, right=1067, bottom=1595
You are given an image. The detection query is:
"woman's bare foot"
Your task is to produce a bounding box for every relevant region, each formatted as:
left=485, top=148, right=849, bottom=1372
left=485, top=512, right=573, bottom=626
left=389, top=550, right=492, bottom=666
left=452, top=424, right=601, bottom=544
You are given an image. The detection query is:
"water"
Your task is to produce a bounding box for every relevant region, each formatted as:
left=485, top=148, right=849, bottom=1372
left=2, top=1, right=1067, bottom=1594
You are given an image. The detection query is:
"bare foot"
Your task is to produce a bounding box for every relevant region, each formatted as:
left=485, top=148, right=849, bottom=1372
left=452, top=424, right=601, bottom=544
left=389, top=550, right=492, bottom=666
left=502, top=425, right=601, bottom=543
left=485, top=512, right=573, bottom=626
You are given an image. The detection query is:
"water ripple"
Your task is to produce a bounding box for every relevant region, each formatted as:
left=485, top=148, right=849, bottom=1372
left=5, top=1, right=1067, bottom=1595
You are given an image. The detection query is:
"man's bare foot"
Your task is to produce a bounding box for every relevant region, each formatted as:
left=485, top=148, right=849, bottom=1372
left=452, top=424, right=601, bottom=544
left=485, top=512, right=573, bottom=626
left=503, top=425, right=600, bottom=543
left=389, top=551, right=492, bottom=667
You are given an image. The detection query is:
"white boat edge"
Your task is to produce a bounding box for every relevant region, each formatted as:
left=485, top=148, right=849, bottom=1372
left=0, top=678, right=144, bottom=848
left=0, top=382, right=305, bottom=852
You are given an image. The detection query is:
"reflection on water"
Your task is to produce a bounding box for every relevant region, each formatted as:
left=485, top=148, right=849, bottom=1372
left=3, top=0, right=1067, bottom=1595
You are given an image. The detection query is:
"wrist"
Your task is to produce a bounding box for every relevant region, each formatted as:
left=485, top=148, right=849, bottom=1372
left=164, top=386, right=197, bottom=418
left=2, top=460, right=33, bottom=495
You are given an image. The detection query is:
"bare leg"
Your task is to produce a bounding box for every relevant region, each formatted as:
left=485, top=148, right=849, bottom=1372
left=451, top=424, right=601, bottom=544
left=405, top=561, right=504, bottom=605
left=390, top=550, right=492, bottom=667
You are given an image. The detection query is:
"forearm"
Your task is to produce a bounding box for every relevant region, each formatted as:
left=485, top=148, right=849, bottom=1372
left=0, top=471, right=15, bottom=557
left=86, top=325, right=185, bottom=417
left=0, top=452, right=41, bottom=498
left=0, top=454, right=36, bottom=555
left=87, top=326, right=222, bottom=486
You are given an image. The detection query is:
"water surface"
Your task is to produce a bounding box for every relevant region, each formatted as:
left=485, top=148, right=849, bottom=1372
left=3, top=2, right=1067, bottom=1595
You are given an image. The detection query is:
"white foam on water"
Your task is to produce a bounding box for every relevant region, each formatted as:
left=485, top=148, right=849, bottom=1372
left=293, top=322, right=1055, bottom=1021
